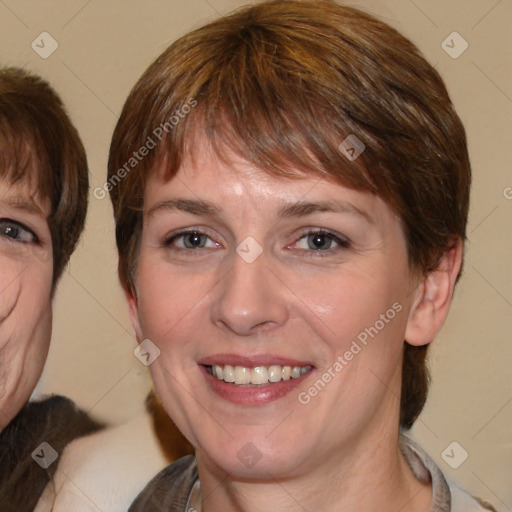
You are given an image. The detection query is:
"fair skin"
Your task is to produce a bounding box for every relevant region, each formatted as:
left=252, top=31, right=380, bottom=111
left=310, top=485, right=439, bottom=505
left=0, top=178, right=53, bottom=429
left=127, top=140, right=462, bottom=512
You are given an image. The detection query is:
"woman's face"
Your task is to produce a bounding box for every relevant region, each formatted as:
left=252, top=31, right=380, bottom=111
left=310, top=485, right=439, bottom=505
left=129, top=142, right=423, bottom=479
left=0, top=178, right=53, bottom=428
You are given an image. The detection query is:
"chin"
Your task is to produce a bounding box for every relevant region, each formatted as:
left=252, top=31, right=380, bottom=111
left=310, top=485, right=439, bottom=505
left=198, top=436, right=309, bottom=482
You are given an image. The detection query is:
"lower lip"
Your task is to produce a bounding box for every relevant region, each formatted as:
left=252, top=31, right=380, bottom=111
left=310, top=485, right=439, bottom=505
left=200, top=366, right=314, bottom=405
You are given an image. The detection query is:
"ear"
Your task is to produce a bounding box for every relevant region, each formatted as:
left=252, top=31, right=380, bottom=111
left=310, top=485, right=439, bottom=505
left=124, top=284, right=143, bottom=343
left=405, top=239, right=463, bottom=346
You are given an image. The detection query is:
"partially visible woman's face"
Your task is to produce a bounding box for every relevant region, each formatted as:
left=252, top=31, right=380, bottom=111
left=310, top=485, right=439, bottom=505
left=0, top=178, right=53, bottom=428
left=129, top=141, right=422, bottom=478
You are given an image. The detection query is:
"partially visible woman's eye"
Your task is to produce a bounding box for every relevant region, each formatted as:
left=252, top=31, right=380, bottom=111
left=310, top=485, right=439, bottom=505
left=164, top=230, right=219, bottom=250
left=0, top=219, right=37, bottom=244
left=293, top=230, right=350, bottom=252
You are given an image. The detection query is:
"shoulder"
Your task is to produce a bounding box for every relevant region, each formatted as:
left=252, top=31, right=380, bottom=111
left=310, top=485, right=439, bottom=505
left=449, top=482, right=498, bottom=512
left=0, top=395, right=103, bottom=512
left=400, top=435, right=497, bottom=512
left=35, top=410, right=170, bottom=512
left=0, top=395, right=101, bottom=446
left=128, top=455, right=198, bottom=512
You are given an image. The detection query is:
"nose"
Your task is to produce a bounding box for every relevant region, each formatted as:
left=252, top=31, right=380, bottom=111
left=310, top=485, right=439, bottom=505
left=210, top=250, right=289, bottom=336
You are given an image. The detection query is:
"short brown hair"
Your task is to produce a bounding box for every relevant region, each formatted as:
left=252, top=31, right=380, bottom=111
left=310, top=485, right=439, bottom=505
left=108, top=0, right=471, bottom=428
left=0, top=67, right=89, bottom=286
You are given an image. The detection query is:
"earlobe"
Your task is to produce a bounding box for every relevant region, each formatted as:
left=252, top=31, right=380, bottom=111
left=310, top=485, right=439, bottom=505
left=405, top=239, right=463, bottom=347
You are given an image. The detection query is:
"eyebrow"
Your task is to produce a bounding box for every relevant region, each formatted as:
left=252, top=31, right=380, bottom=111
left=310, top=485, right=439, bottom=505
left=147, top=198, right=220, bottom=218
left=0, top=197, right=46, bottom=217
left=146, top=198, right=373, bottom=224
left=277, top=200, right=374, bottom=224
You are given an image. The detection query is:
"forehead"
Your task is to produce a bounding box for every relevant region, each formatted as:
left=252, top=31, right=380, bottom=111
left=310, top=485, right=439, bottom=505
left=154, top=134, right=326, bottom=192
left=152, top=140, right=309, bottom=198
left=145, top=139, right=393, bottom=225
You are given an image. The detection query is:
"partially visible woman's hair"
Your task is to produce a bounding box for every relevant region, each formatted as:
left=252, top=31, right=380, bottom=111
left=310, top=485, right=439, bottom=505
left=0, top=66, right=89, bottom=287
left=108, top=0, right=471, bottom=428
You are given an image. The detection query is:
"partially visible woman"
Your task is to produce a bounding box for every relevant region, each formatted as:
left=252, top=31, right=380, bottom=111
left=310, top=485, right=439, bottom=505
left=0, top=67, right=102, bottom=512
left=0, top=66, right=196, bottom=512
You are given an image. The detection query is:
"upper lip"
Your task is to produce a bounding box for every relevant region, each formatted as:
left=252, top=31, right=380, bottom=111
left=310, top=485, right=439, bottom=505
left=198, top=353, right=314, bottom=368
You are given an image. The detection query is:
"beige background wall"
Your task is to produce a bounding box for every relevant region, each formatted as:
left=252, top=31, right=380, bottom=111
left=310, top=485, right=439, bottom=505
left=1, top=0, right=510, bottom=509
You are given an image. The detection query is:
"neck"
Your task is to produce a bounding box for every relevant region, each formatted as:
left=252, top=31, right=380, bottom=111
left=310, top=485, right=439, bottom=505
left=197, top=428, right=431, bottom=512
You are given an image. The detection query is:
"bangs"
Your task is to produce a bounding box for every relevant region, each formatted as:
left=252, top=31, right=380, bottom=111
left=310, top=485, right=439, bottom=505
left=0, top=117, right=52, bottom=205
left=176, top=100, right=374, bottom=192
left=111, top=7, right=398, bottom=202
left=155, top=24, right=380, bottom=194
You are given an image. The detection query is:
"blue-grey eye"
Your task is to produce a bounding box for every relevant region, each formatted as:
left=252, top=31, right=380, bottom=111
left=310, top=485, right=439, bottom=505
left=307, top=232, right=334, bottom=250
left=0, top=219, right=36, bottom=243
left=182, top=232, right=207, bottom=248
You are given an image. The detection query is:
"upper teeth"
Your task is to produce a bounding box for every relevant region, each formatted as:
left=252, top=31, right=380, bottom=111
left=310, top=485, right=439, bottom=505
left=210, top=364, right=311, bottom=385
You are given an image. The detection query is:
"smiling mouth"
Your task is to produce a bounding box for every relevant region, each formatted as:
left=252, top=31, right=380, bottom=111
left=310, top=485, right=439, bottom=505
left=205, top=364, right=313, bottom=386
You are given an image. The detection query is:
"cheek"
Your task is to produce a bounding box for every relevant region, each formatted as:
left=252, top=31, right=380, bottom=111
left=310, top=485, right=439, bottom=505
left=0, top=257, right=21, bottom=319
left=135, top=258, right=213, bottom=346
left=5, top=272, right=52, bottom=344
left=0, top=251, right=52, bottom=325
left=22, top=260, right=53, bottom=328
left=291, top=266, right=406, bottom=349
left=0, top=261, right=52, bottom=414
